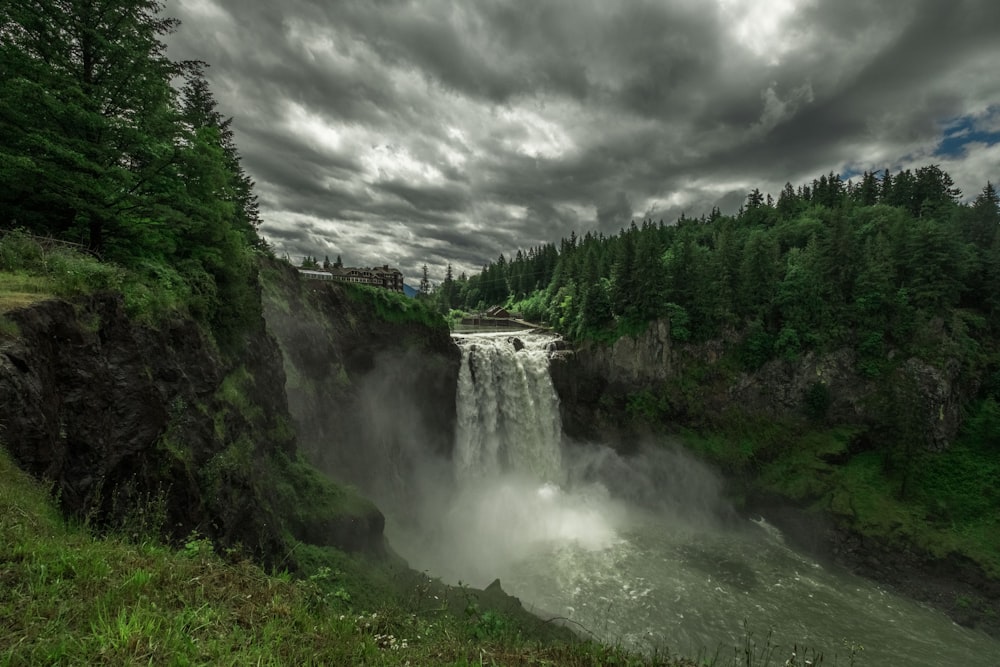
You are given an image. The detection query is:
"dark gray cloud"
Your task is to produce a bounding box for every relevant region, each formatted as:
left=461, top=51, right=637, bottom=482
left=164, top=0, right=1000, bottom=284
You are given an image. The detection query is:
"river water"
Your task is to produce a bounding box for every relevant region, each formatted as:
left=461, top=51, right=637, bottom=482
left=386, top=331, right=1000, bottom=665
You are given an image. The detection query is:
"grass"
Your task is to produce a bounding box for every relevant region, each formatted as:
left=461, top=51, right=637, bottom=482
left=0, top=273, right=52, bottom=313
left=1, top=446, right=719, bottom=666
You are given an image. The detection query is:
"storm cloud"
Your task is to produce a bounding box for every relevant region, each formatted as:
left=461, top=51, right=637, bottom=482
left=164, top=0, right=1000, bottom=284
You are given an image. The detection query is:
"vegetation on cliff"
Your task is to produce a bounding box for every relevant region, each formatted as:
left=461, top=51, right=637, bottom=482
left=439, top=169, right=999, bottom=355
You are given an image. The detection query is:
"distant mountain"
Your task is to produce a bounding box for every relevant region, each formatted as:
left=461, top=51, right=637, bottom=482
left=403, top=283, right=419, bottom=298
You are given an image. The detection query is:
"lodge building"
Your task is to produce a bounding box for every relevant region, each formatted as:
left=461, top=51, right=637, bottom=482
left=298, top=264, right=404, bottom=292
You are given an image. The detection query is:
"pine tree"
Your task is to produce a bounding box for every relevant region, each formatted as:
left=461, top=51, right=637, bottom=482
left=419, top=264, right=431, bottom=298
left=0, top=0, right=183, bottom=256
left=439, top=263, right=455, bottom=311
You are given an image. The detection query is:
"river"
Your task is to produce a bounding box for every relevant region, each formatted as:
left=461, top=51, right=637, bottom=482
left=386, top=331, right=1000, bottom=665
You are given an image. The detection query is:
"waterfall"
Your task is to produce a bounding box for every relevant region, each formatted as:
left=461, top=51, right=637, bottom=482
left=452, top=331, right=563, bottom=484
left=388, top=334, right=1000, bottom=667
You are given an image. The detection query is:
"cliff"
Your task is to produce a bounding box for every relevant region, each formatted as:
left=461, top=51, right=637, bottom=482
left=553, top=317, right=972, bottom=450
left=260, top=261, right=461, bottom=516
left=550, top=317, right=998, bottom=636
left=0, top=289, right=385, bottom=564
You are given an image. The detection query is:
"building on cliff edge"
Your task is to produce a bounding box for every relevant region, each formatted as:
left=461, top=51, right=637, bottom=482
left=298, top=265, right=404, bottom=292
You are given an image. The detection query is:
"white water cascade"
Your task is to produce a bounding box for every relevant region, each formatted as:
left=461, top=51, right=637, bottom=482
left=386, top=329, right=1000, bottom=664
left=452, top=332, right=562, bottom=483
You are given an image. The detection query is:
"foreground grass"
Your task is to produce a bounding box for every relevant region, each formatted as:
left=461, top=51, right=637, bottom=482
left=1, top=448, right=710, bottom=666
left=0, top=273, right=52, bottom=314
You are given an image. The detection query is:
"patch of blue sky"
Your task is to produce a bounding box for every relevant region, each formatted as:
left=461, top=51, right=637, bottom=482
left=935, top=106, right=1000, bottom=158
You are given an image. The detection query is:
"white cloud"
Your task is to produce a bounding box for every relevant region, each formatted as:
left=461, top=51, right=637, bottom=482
left=716, top=0, right=805, bottom=66
left=163, top=0, right=1000, bottom=282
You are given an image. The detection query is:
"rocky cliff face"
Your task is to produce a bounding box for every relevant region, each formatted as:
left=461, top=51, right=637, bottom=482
left=260, top=262, right=461, bottom=517
left=0, top=289, right=385, bottom=564
left=550, top=317, right=996, bottom=635
left=553, top=317, right=972, bottom=450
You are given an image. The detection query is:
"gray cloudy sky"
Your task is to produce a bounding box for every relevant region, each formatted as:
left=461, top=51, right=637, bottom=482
left=163, top=0, right=1000, bottom=285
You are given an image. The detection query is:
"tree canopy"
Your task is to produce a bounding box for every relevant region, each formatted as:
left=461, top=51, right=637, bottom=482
left=1, top=0, right=266, bottom=345
left=430, top=168, right=1000, bottom=370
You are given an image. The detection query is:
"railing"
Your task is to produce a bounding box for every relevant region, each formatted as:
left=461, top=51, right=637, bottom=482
left=451, top=317, right=547, bottom=334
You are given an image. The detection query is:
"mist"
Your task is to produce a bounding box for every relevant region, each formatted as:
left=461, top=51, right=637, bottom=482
left=331, top=332, right=735, bottom=589
left=384, top=434, right=733, bottom=587
left=278, top=325, right=1000, bottom=663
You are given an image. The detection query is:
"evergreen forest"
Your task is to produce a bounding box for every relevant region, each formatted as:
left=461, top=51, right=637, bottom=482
left=434, top=169, right=1000, bottom=367
left=1, top=0, right=266, bottom=348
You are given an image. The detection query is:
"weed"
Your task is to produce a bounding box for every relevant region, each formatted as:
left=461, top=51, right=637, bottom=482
left=0, top=315, right=20, bottom=338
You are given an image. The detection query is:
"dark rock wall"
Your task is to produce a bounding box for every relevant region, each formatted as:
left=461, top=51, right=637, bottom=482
left=260, top=262, right=461, bottom=517
left=1, top=294, right=271, bottom=553
left=0, top=289, right=385, bottom=563
left=553, top=317, right=973, bottom=450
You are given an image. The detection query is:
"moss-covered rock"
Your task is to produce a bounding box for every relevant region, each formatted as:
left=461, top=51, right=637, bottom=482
left=0, top=287, right=384, bottom=566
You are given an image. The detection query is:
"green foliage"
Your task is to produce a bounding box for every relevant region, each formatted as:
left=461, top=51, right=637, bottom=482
left=912, top=444, right=1000, bottom=524
left=963, top=397, right=1000, bottom=448
left=0, top=2, right=267, bottom=351
left=216, top=367, right=261, bottom=420
left=272, top=453, right=378, bottom=529
left=856, top=331, right=887, bottom=378
left=626, top=389, right=671, bottom=423
left=0, top=230, right=46, bottom=271
left=773, top=326, right=801, bottom=361
left=746, top=414, right=1000, bottom=578
left=445, top=308, right=468, bottom=328
left=664, top=303, right=691, bottom=341
left=344, top=283, right=448, bottom=330
left=740, top=319, right=774, bottom=369
left=803, top=382, right=831, bottom=422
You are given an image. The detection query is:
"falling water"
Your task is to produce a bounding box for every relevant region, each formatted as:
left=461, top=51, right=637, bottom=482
left=453, top=331, right=562, bottom=483
left=385, top=329, right=1000, bottom=665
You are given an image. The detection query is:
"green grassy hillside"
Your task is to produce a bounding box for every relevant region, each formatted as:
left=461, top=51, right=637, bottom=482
left=1, top=446, right=715, bottom=666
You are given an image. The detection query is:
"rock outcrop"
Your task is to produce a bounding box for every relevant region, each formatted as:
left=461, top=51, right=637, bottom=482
left=553, top=317, right=973, bottom=450
left=260, top=261, right=461, bottom=516
left=0, top=289, right=386, bottom=564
